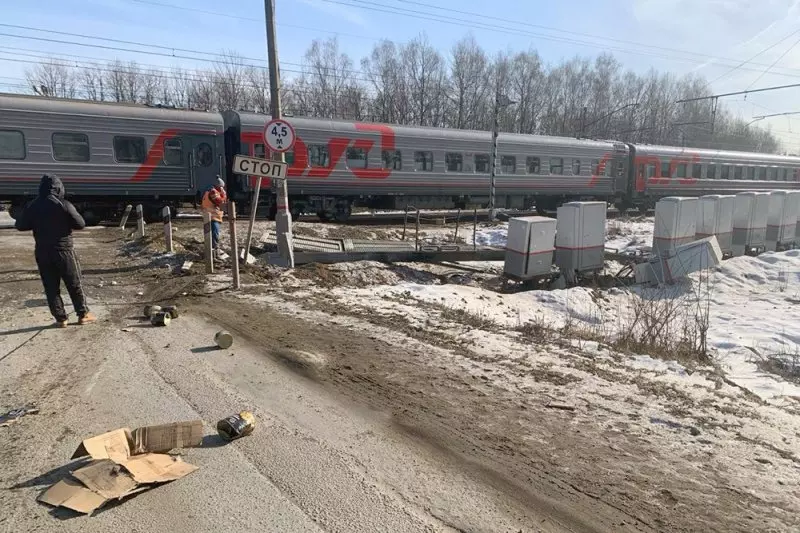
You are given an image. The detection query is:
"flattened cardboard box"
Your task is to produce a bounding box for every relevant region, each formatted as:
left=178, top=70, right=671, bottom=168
left=39, top=420, right=203, bottom=515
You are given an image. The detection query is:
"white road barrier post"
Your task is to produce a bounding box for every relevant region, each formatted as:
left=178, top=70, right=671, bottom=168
left=120, top=204, right=133, bottom=230
left=229, top=201, right=241, bottom=289
left=136, top=204, right=145, bottom=238
left=163, top=206, right=173, bottom=253
left=203, top=212, right=214, bottom=274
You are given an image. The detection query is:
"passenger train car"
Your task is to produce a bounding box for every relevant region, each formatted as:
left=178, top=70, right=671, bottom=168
left=2, top=93, right=800, bottom=224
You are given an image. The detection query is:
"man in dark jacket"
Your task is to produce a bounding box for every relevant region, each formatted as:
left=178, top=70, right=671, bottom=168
left=14, top=174, right=96, bottom=327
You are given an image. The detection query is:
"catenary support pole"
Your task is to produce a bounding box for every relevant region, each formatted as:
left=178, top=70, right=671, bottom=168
left=229, top=201, right=240, bottom=289
left=488, top=93, right=500, bottom=221
left=265, top=0, right=294, bottom=268
left=163, top=206, right=173, bottom=253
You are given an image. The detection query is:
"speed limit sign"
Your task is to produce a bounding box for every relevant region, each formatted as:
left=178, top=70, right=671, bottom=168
left=264, top=118, right=296, bottom=153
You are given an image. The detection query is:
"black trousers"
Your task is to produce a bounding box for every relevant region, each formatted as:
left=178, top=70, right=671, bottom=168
left=35, top=248, right=89, bottom=321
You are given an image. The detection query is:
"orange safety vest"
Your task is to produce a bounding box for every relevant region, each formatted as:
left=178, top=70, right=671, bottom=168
left=201, top=187, right=226, bottom=222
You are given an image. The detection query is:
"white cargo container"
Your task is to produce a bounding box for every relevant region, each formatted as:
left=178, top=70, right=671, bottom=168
left=695, top=195, right=734, bottom=256
left=732, top=192, right=770, bottom=256
left=652, top=197, right=698, bottom=257
left=555, top=201, right=607, bottom=283
left=503, top=216, right=557, bottom=280
left=635, top=236, right=723, bottom=285
left=766, top=190, right=800, bottom=251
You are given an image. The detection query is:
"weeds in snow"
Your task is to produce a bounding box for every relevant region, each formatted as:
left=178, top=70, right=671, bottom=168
left=750, top=341, right=800, bottom=384
left=437, top=305, right=498, bottom=330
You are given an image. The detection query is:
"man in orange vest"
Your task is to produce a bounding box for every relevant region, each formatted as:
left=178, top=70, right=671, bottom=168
left=201, top=176, right=227, bottom=256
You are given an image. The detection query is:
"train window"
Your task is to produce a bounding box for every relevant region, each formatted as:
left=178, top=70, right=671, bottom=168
left=707, top=164, right=716, bottom=179
left=660, top=161, right=670, bottom=178
left=571, top=159, right=581, bottom=175
left=591, top=159, right=599, bottom=174
left=0, top=130, right=25, bottom=160
left=605, top=160, right=614, bottom=176
left=113, top=136, right=146, bottom=164
left=746, top=167, right=755, bottom=179
left=446, top=152, right=463, bottom=172
left=721, top=165, right=730, bottom=179
left=646, top=163, right=656, bottom=178
left=163, top=139, right=182, bottom=166
left=253, top=143, right=266, bottom=159
left=734, top=166, right=743, bottom=180
left=52, top=132, right=90, bottom=162
left=381, top=150, right=401, bottom=170
left=616, top=161, right=625, bottom=177
left=691, top=164, right=702, bottom=180
left=767, top=167, right=777, bottom=180
left=415, top=151, right=434, bottom=171
left=309, top=144, right=330, bottom=167
left=526, top=156, right=540, bottom=174
left=549, top=157, right=563, bottom=175
left=676, top=163, right=687, bottom=178
left=781, top=168, right=788, bottom=181
left=474, top=154, right=490, bottom=173
left=501, top=156, right=516, bottom=174
left=346, top=147, right=368, bottom=169
left=758, top=167, right=767, bottom=180
left=195, top=143, right=213, bottom=167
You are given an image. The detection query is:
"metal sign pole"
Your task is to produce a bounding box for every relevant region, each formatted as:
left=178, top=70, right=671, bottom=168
left=242, top=176, right=262, bottom=262
left=265, top=0, right=294, bottom=268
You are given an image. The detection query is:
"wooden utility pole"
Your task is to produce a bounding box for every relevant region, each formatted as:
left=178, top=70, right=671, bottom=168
left=228, top=201, right=240, bottom=289
left=265, top=0, right=294, bottom=267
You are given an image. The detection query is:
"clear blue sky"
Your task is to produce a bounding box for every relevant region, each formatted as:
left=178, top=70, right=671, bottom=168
left=3, top=0, right=800, bottom=149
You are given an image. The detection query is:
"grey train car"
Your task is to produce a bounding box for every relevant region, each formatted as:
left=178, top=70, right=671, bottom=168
left=4, top=92, right=800, bottom=223
left=0, top=94, right=225, bottom=224
left=224, top=110, right=631, bottom=221
left=630, top=144, right=800, bottom=207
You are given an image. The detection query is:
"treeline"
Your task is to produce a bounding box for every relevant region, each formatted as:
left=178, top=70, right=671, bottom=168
left=23, top=33, right=780, bottom=153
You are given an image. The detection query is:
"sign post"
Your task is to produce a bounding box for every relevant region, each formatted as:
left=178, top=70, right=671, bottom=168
left=263, top=118, right=295, bottom=267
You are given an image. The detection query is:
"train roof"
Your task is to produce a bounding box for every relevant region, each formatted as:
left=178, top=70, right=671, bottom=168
left=633, top=143, right=800, bottom=165
left=230, top=111, right=624, bottom=150
left=0, top=93, right=224, bottom=129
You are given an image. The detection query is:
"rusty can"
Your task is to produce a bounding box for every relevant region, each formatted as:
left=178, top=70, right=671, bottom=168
left=216, top=411, right=255, bottom=441
left=214, top=331, right=233, bottom=349
left=150, top=312, right=171, bottom=327
left=162, top=305, right=179, bottom=319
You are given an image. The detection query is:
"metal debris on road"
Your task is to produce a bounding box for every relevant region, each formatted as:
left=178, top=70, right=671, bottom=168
left=216, top=411, right=256, bottom=441
left=162, top=305, right=179, bottom=319
left=214, top=330, right=234, bottom=349
left=143, top=305, right=162, bottom=318
left=0, top=405, right=40, bottom=427
left=150, top=312, right=171, bottom=327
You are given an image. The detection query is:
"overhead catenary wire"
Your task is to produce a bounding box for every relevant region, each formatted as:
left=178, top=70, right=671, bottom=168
left=709, top=28, right=800, bottom=85
left=746, top=34, right=800, bottom=90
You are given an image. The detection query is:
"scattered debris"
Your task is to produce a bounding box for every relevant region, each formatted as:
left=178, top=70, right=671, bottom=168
left=0, top=405, right=39, bottom=427
left=545, top=401, right=577, bottom=412
left=216, top=411, right=255, bottom=441
left=180, top=261, right=193, bottom=273
left=111, top=281, right=118, bottom=286
left=120, top=328, right=132, bottom=333
left=38, top=420, right=203, bottom=515
left=143, top=305, right=161, bottom=318
left=214, top=331, right=234, bottom=349
left=150, top=312, right=171, bottom=327
left=162, top=305, right=179, bottom=319
left=136, top=291, right=144, bottom=297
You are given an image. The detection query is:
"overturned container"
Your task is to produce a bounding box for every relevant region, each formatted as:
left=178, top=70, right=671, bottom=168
left=216, top=411, right=256, bottom=442
left=214, top=331, right=234, bottom=349
left=162, top=305, right=180, bottom=319
left=151, top=312, right=171, bottom=327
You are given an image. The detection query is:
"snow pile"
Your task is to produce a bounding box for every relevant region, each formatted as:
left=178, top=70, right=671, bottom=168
left=605, top=217, right=655, bottom=254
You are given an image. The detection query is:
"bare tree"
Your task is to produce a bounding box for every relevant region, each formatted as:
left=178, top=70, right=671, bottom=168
left=361, top=40, right=406, bottom=123
left=214, top=51, right=251, bottom=111
left=448, top=35, right=491, bottom=130
left=401, top=33, right=448, bottom=127
left=247, top=65, right=270, bottom=113
left=26, top=58, right=77, bottom=98
left=79, top=63, right=105, bottom=101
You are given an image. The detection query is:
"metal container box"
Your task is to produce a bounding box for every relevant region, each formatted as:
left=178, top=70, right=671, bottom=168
left=766, top=190, right=800, bottom=251
left=504, top=216, right=557, bottom=279
left=653, top=197, right=698, bottom=257
left=732, top=192, right=769, bottom=256
left=555, top=201, right=607, bottom=283
left=696, top=195, right=734, bottom=255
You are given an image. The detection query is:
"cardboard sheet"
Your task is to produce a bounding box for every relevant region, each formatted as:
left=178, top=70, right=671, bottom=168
left=130, top=420, right=203, bottom=454
left=72, top=459, right=140, bottom=500
left=40, top=419, right=204, bottom=516
left=38, top=478, right=108, bottom=515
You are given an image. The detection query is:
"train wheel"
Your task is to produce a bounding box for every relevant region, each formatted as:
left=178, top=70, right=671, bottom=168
left=333, top=203, right=352, bottom=223
left=81, top=210, right=101, bottom=227
left=317, top=211, right=331, bottom=222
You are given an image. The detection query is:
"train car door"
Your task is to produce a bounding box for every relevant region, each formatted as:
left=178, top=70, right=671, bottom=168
left=186, top=135, right=221, bottom=195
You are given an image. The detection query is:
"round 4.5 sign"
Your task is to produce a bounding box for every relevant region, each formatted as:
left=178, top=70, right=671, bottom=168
left=264, top=118, right=296, bottom=153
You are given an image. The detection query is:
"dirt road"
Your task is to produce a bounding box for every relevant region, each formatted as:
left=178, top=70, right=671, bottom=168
left=1, top=218, right=796, bottom=532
